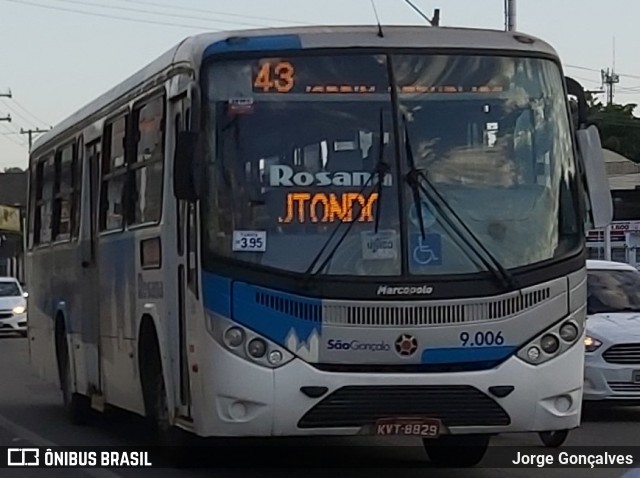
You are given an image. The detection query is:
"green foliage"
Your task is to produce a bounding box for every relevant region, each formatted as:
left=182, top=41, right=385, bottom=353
left=587, top=96, right=640, bottom=162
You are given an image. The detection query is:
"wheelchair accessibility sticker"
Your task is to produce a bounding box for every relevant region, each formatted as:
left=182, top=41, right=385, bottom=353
left=411, top=233, right=442, bottom=266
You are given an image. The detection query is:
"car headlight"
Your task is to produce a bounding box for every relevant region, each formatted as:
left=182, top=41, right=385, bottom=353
left=517, top=317, right=583, bottom=365
left=12, top=306, right=26, bottom=315
left=584, top=336, right=602, bottom=353
left=207, top=312, right=294, bottom=369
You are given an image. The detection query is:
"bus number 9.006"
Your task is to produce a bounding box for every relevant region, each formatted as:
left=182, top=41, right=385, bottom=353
left=459, top=331, right=504, bottom=347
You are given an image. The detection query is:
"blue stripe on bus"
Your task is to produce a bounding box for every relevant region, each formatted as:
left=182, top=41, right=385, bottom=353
left=232, top=282, right=322, bottom=347
left=201, top=272, right=232, bottom=316
left=203, top=34, right=302, bottom=57
left=421, top=346, right=517, bottom=364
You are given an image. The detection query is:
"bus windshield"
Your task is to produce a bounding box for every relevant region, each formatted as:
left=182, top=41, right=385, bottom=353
left=202, top=52, right=581, bottom=277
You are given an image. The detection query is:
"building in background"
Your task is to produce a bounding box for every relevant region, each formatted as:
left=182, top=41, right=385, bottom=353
left=587, top=149, right=640, bottom=267
left=0, top=170, right=27, bottom=279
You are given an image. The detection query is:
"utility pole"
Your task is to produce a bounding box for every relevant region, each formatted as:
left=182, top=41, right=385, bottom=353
left=0, top=90, right=10, bottom=123
left=601, top=68, right=619, bottom=106
left=505, top=0, right=516, bottom=31
left=602, top=37, right=619, bottom=106
left=20, top=128, right=50, bottom=152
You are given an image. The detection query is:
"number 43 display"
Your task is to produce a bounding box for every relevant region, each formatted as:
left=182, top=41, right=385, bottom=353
left=232, top=231, right=267, bottom=252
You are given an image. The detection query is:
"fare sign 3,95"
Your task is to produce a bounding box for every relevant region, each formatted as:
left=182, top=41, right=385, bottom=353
left=375, top=418, right=442, bottom=437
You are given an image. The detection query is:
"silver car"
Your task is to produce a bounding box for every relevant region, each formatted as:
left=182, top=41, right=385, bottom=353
left=584, top=259, right=640, bottom=403
left=0, top=277, right=27, bottom=337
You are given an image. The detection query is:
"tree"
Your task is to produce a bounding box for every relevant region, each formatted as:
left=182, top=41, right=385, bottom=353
left=2, top=167, right=23, bottom=173
left=588, top=99, right=640, bottom=162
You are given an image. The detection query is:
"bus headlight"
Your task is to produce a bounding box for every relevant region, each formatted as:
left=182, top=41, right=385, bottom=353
left=559, top=322, right=579, bottom=342
left=206, top=312, right=294, bottom=369
left=12, top=305, right=26, bottom=315
left=247, top=339, right=267, bottom=358
left=517, top=317, right=583, bottom=365
left=268, top=350, right=283, bottom=365
left=540, top=334, right=560, bottom=354
left=224, top=327, right=245, bottom=348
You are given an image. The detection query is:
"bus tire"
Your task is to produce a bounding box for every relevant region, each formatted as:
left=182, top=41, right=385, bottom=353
left=539, top=430, right=569, bottom=448
left=423, top=434, right=490, bottom=467
left=55, top=318, right=92, bottom=425
left=139, top=324, right=186, bottom=448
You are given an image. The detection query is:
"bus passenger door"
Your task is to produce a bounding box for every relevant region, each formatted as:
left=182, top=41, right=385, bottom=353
left=174, top=95, right=194, bottom=419
left=80, top=139, right=103, bottom=404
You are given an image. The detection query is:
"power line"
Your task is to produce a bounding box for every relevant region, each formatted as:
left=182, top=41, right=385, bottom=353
left=3, top=0, right=231, bottom=31
left=4, top=98, right=50, bottom=127
left=567, top=64, right=640, bottom=82
left=0, top=101, right=40, bottom=129
left=47, top=0, right=272, bottom=29
left=117, top=0, right=311, bottom=26
left=565, top=64, right=601, bottom=73
left=0, top=124, right=27, bottom=147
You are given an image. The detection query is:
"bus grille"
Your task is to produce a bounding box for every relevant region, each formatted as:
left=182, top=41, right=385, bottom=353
left=322, top=288, right=551, bottom=327
left=297, top=385, right=510, bottom=429
left=603, top=344, right=640, bottom=364
left=0, top=312, right=12, bottom=320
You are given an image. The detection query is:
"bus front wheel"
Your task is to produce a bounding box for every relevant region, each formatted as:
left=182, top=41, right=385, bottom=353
left=423, top=434, right=490, bottom=467
left=140, top=330, right=189, bottom=448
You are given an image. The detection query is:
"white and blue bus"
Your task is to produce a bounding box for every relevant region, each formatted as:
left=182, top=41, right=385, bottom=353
left=25, top=25, right=612, bottom=465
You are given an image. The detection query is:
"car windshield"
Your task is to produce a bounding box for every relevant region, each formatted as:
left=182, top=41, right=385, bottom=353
left=0, top=281, right=20, bottom=297
left=587, top=269, right=640, bottom=314
left=202, top=51, right=581, bottom=277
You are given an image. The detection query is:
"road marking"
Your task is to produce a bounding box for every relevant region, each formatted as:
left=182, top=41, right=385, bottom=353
left=0, top=412, right=123, bottom=478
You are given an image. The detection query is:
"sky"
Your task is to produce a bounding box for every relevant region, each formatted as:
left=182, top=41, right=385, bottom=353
left=1, top=0, right=640, bottom=169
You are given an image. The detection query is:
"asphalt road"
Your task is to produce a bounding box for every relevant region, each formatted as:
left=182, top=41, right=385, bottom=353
left=1, top=335, right=640, bottom=477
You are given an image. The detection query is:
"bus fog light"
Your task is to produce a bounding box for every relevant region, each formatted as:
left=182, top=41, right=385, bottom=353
left=224, top=327, right=245, bottom=347
left=541, top=334, right=559, bottom=354
left=527, top=346, right=541, bottom=361
left=229, top=401, right=247, bottom=420
left=559, top=323, right=578, bottom=342
left=268, top=350, right=283, bottom=365
left=554, top=395, right=572, bottom=413
left=248, top=339, right=267, bottom=358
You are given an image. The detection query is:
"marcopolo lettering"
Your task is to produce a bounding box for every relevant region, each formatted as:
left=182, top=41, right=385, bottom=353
left=376, top=285, right=434, bottom=296
left=269, top=165, right=393, bottom=187
left=327, top=339, right=391, bottom=352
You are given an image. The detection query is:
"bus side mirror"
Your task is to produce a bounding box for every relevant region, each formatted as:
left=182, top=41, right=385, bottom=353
left=565, top=76, right=589, bottom=129
left=174, top=131, right=199, bottom=201
left=576, top=125, right=613, bottom=228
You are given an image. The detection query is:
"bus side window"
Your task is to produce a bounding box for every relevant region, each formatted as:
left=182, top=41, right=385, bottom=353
left=99, top=115, right=128, bottom=231
left=52, top=141, right=75, bottom=242
left=33, top=156, right=55, bottom=245
left=129, top=94, right=165, bottom=226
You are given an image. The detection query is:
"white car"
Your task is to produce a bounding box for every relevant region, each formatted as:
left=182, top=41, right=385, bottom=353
left=584, top=259, right=640, bottom=403
left=0, top=277, right=27, bottom=337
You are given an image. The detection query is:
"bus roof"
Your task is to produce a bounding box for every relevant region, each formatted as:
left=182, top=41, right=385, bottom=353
left=31, top=25, right=559, bottom=153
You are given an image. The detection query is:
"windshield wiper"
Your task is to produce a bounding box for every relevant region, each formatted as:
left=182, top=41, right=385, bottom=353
left=402, top=116, right=519, bottom=292
left=302, top=109, right=390, bottom=284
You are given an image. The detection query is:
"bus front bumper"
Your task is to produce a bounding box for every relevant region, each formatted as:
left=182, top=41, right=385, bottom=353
left=195, top=337, right=583, bottom=437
